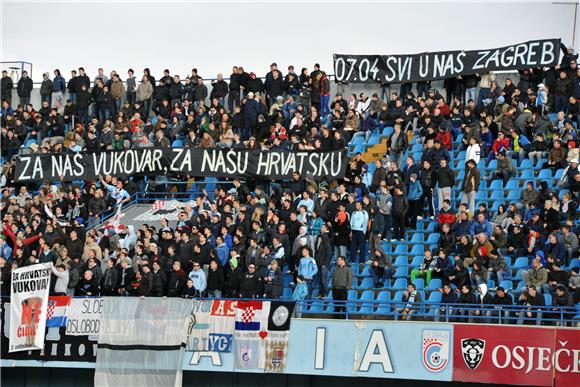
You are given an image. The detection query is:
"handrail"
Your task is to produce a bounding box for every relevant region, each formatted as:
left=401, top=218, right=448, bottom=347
left=0, top=294, right=575, bottom=324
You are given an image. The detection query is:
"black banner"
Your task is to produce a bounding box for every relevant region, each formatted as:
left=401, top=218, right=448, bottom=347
left=333, top=38, right=560, bottom=84
left=14, top=148, right=348, bottom=182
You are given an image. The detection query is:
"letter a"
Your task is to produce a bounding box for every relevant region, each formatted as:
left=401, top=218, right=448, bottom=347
left=358, top=330, right=394, bottom=373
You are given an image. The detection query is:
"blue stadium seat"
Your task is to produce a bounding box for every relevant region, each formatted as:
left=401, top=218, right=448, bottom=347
left=358, top=277, right=374, bottom=289
left=506, top=190, right=520, bottom=202
left=411, top=256, right=424, bottom=268
left=489, top=180, right=503, bottom=190
left=544, top=294, right=552, bottom=306
left=520, top=169, right=534, bottom=181
left=488, top=160, right=497, bottom=170
left=358, top=290, right=375, bottom=313
left=394, top=256, right=409, bottom=267
left=499, top=280, right=514, bottom=290
left=519, top=159, right=532, bottom=169
left=554, top=169, right=564, bottom=180
left=352, top=136, right=365, bottom=146
left=282, top=288, right=292, bottom=299
left=569, top=258, right=580, bottom=269
left=426, top=278, right=442, bottom=291
left=413, top=278, right=425, bottom=290
left=505, top=180, right=519, bottom=190
left=393, top=266, right=409, bottom=279
left=426, top=234, right=440, bottom=244
left=412, top=144, right=423, bottom=153
left=308, top=300, right=324, bottom=312
left=410, top=233, right=424, bottom=244
left=538, top=169, right=552, bottom=179
left=383, top=127, right=394, bottom=137
left=512, top=257, right=529, bottom=270
left=353, top=144, right=366, bottom=154
left=392, top=278, right=408, bottom=290
left=375, top=291, right=392, bottom=315
left=490, top=190, right=504, bottom=201
left=368, top=135, right=380, bottom=146
left=487, top=279, right=496, bottom=289
left=393, top=244, right=408, bottom=255
left=427, top=291, right=442, bottom=303
left=425, top=222, right=436, bottom=233
left=358, top=266, right=371, bottom=277
left=535, top=158, right=547, bottom=169
left=513, top=270, right=525, bottom=282
left=409, top=245, right=425, bottom=256
left=346, top=290, right=358, bottom=313
left=171, top=139, right=183, bottom=147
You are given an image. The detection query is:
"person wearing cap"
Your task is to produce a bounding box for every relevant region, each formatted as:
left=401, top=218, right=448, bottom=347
left=559, top=157, right=580, bottom=189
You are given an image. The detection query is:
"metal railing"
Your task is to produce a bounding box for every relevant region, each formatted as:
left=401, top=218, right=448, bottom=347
left=296, top=299, right=579, bottom=326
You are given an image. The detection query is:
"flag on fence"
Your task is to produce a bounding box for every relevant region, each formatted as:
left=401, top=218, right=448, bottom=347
left=207, top=300, right=237, bottom=353
left=264, top=301, right=295, bottom=372
left=46, top=296, right=72, bottom=328
left=152, top=200, right=165, bottom=210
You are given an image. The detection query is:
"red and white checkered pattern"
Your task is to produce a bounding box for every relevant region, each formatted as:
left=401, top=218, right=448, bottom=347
left=241, top=306, right=256, bottom=323
left=152, top=200, right=165, bottom=210
left=46, top=303, right=55, bottom=320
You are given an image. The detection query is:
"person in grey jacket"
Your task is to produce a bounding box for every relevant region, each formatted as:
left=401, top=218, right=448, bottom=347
left=51, top=264, right=70, bottom=296
left=332, top=256, right=354, bottom=318
left=126, top=69, right=137, bottom=105
left=376, top=185, right=393, bottom=240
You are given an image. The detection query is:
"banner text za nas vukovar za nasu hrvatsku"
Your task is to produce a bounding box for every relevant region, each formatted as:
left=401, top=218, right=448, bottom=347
left=334, top=38, right=560, bottom=84
left=14, top=148, right=348, bottom=182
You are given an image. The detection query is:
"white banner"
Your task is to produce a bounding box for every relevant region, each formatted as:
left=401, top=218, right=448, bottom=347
left=66, top=298, right=103, bottom=336
left=9, top=262, right=52, bottom=353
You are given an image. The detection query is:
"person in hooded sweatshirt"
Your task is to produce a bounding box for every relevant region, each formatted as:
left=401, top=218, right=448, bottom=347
left=188, top=262, right=206, bottom=298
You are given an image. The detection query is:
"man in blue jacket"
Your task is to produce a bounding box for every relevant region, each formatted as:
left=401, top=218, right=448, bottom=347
left=469, top=213, right=493, bottom=238
left=297, top=247, right=318, bottom=297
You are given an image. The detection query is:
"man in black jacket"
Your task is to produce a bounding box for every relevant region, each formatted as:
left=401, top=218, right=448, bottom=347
left=315, top=224, right=332, bottom=297
left=210, top=73, right=228, bottom=103
left=1, top=70, right=13, bottom=104
left=489, top=287, right=513, bottom=323
left=240, top=264, right=261, bottom=298
left=17, top=71, right=33, bottom=106
left=167, top=261, right=187, bottom=297
left=151, top=261, right=167, bottom=297
left=435, top=159, right=455, bottom=212
left=228, top=66, right=241, bottom=113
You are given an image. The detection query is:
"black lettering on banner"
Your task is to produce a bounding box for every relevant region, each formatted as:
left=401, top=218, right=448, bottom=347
left=333, top=38, right=560, bottom=84
left=14, top=148, right=348, bottom=182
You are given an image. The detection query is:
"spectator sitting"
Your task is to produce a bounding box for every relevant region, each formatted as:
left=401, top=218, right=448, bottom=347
left=438, top=283, right=457, bottom=321
left=517, top=285, right=545, bottom=325
left=522, top=256, right=548, bottom=290
left=492, top=151, right=516, bottom=185
left=397, top=283, right=422, bottom=321
left=432, top=249, right=453, bottom=283
left=369, top=249, right=392, bottom=288
left=490, top=286, right=513, bottom=323
left=410, top=248, right=436, bottom=285
left=542, top=256, right=569, bottom=296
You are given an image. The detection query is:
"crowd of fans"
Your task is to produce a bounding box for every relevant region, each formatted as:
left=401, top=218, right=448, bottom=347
left=1, top=44, right=580, bottom=324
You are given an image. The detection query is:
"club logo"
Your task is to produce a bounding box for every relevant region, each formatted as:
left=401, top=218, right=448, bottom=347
left=422, top=329, right=450, bottom=372
left=461, top=338, right=485, bottom=370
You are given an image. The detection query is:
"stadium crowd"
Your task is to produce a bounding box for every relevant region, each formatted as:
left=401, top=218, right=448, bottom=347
left=1, top=43, right=580, bottom=324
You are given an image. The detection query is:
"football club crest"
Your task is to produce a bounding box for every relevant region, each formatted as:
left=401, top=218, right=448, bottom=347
left=422, top=330, right=450, bottom=372
left=461, top=338, right=485, bottom=370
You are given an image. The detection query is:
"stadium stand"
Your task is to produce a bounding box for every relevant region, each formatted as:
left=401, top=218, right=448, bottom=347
left=1, top=54, right=580, bottom=326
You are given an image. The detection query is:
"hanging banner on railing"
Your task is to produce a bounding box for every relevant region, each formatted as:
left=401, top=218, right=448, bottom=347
left=333, top=38, right=560, bottom=84
left=9, top=263, right=52, bottom=353
left=14, top=148, right=348, bottom=182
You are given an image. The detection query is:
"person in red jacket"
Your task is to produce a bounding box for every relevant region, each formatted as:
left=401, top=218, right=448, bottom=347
left=318, top=71, right=331, bottom=117
left=436, top=127, right=452, bottom=150
left=488, top=130, right=510, bottom=161
left=3, top=223, right=41, bottom=248
left=437, top=199, right=456, bottom=227
left=270, top=122, right=288, bottom=141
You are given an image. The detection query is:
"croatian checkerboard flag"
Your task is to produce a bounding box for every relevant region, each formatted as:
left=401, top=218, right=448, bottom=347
left=234, top=301, right=270, bottom=331
left=45, top=296, right=72, bottom=328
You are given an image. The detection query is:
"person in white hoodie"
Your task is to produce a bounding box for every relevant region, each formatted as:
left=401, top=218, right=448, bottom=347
left=465, top=136, right=481, bottom=165
left=51, top=263, right=70, bottom=296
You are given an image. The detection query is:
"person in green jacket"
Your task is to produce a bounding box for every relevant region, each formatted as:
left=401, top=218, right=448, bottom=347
left=410, top=248, right=436, bottom=285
